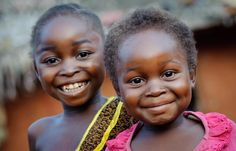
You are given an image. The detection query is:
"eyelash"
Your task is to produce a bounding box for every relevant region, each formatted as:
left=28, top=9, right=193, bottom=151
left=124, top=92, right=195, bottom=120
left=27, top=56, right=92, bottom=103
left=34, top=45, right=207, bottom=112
left=128, top=77, right=145, bottom=87
left=76, top=50, right=92, bottom=60
left=161, top=70, right=177, bottom=80
left=41, top=50, right=93, bottom=65
left=43, top=57, right=60, bottom=65
left=127, top=70, right=177, bottom=85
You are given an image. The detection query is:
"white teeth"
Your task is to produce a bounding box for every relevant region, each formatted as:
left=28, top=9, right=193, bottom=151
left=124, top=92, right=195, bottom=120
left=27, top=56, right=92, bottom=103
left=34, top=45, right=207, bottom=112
left=74, top=83, right=79, bottom=88
left=61, top=82, right=86, bottom=93
left=69, top=84, right=74, bottom=89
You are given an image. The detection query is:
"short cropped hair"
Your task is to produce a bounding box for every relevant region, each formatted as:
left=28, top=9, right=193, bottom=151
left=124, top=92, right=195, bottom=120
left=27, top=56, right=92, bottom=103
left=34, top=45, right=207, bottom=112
left=31, top=3, right=104, bottom=52
left=104, top=7, right=197, bottom=94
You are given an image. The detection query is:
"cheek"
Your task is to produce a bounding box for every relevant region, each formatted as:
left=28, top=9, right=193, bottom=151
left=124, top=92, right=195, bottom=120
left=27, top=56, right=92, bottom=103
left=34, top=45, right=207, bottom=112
left=121, top=90, right=144, bottom=118
left=37, top=67, right=55, bottom=85
left=88, top=54, right=105, bottom=74
left=173, top=73, right=191, bottom=91
left=89, top=61, right=105, bottom=79
left=86, top=62, right=105, bottom=91
left=173, top=79, right=192, bottom=103
left=120, top=88, right=140, bottom=109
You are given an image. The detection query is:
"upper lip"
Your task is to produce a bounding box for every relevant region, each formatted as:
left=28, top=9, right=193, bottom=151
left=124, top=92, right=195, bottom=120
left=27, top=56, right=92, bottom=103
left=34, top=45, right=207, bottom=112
left=56, top=79, right=89, bottom=87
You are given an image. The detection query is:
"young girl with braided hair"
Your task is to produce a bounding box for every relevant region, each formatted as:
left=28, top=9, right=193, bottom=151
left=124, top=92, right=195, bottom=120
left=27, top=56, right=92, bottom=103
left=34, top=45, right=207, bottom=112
left=28, top=3, right=135, bottom=151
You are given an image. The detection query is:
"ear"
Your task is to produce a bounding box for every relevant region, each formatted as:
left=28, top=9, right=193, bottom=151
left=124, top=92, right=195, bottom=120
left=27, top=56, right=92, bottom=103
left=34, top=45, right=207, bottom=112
left=190, top=68, right=196, bottom=88
left=33, top=60, right=40, bottom=79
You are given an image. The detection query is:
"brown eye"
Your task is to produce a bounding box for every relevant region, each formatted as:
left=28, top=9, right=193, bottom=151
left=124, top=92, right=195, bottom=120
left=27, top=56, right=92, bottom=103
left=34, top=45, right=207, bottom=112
left=128, top=77, right=145, bottom=87
left=76, top=51, right=92, bottom=60
left=161, top=70, right=176, bottom=80
left=44, top=57, right=60, bottom=65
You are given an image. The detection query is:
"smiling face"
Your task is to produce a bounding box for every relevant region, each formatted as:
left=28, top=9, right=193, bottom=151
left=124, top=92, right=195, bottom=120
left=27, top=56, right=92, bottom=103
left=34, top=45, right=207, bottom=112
left=117, top=29, right=195, bottom=125
left=33, top=16, right=105, bottom=107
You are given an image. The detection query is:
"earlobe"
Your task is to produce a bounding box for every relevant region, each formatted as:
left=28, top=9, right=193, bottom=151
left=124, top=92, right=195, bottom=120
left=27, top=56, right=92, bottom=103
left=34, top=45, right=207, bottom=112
left=191, top=79, right=196, bottom=88
left=190, top=69, right=196, bottom=88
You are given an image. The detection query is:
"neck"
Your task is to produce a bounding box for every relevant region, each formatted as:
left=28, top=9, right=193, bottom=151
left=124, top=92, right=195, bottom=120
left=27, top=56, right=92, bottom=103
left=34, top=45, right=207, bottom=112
left=62, top=92, right=106, bottom=117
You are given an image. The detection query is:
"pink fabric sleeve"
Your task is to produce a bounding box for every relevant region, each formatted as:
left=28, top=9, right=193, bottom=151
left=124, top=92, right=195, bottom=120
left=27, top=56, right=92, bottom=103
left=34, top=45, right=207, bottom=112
left=106, top=123, right=139, bottom=151
left=184, top=111, right=236, bottom=151
left=227, top=119, right=236, bottom=150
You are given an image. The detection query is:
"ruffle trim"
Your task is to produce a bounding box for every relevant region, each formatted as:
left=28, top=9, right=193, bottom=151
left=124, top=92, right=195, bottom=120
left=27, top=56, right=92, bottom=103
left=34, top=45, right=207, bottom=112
left=184, top=111, right=233, bottom=151
left=106, top=122, right=138, bottom=150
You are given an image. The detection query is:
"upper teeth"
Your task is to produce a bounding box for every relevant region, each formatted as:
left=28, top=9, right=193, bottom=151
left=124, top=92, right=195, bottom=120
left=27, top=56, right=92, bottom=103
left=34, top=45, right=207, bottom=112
left=62, top=82, right=86, bottom=92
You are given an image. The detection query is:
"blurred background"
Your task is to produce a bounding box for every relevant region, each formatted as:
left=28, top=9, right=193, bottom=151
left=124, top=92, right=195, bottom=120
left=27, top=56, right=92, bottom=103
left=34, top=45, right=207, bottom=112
left=0, top=0, right=236, bottom=150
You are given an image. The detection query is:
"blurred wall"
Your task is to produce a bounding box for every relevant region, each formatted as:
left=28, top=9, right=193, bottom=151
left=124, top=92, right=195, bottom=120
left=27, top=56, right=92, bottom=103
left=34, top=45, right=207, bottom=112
left=197, top=45, right=236, bottom=121
left=194, top=25, right=236, bottom=121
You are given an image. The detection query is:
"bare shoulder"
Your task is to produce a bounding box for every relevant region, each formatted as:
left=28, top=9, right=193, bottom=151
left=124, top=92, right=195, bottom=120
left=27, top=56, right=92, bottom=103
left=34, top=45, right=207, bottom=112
left=28, top=114, right=62, bottom=138
left=27, top=114, right=62, bottom=151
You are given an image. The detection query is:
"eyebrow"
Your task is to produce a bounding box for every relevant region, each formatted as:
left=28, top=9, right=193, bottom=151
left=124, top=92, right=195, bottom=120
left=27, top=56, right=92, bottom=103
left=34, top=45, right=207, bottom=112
left=125, top=60, right=182, bottom=72
left=36, top=45, right=56, bottom=55
left=72, top=39, right=91, bottom=46
left=162, top=60, right=182, bottom=65
left=36, top=39, right=92, bottom=55
left=125, top=65, right=140, bottom=73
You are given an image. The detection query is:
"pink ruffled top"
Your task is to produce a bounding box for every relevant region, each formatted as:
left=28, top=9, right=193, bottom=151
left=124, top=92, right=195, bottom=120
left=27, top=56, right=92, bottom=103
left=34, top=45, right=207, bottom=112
left=106, top=111, right=236, bottom=151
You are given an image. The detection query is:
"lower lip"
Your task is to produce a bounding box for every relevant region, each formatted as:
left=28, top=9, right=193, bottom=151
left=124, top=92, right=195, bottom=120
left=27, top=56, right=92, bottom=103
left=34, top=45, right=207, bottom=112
left=144, top=102, right=173, bottom=114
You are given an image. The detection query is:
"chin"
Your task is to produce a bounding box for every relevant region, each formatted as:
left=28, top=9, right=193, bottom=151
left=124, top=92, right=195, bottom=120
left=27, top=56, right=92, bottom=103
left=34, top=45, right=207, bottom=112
left=148, top=119, right=170, bottom=126
left=146, top=114, right=177, bottom=126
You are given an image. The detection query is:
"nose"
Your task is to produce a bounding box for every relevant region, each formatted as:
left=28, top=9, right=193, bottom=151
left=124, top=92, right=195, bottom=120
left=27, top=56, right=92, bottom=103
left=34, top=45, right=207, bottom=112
left=59, top=59, right=80, bottom=76
left=145, top=79, right=167, bottom=97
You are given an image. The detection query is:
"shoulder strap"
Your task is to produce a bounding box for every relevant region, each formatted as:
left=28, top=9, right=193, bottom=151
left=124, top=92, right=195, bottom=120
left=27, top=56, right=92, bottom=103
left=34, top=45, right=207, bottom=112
left=75, top=96, right=123, bottom=151
left=94, top=98, right=123, bottom=151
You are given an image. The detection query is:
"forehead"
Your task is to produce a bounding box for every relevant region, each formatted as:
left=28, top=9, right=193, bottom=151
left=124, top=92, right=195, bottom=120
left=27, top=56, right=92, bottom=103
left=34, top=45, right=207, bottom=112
left=118, top=29, right=185, bottom=63
left=40, top=16, right=90, bottom=40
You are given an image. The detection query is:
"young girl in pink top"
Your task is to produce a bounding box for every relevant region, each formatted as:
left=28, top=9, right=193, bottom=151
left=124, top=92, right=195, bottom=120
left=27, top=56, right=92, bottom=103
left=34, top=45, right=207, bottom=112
left=103, top=7, right=236, bottom=151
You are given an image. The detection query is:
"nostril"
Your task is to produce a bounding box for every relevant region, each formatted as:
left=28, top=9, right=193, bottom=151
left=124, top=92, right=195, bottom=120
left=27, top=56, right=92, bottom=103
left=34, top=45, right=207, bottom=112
left=145, top=79, right=167, bottom=97
left=145, top=88, right=167, bottom=97
left=60, top=59, right=80, bottom=76
left=60, top=67, right=80, bottom=76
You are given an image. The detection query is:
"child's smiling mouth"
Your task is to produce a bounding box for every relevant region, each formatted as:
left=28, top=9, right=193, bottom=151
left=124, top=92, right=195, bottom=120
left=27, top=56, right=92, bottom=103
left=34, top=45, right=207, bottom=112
left=141, top=99, right=175, bottom=114
left=58, top=81, right=89, bottom=96
left=144, top=102, right=173, bottom=113
left=61, top=82, right=87, bottom=92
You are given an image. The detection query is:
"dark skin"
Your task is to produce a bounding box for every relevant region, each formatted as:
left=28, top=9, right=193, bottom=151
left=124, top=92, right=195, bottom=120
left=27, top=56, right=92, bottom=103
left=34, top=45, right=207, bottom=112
left=116, top=29, right=204, bottom=150
left=28, top=16, right=106, bottom=151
